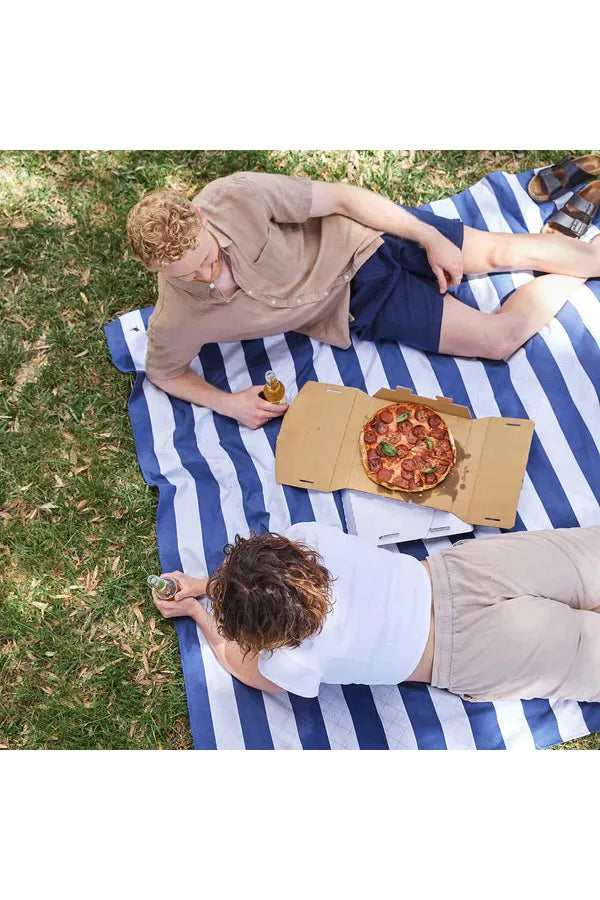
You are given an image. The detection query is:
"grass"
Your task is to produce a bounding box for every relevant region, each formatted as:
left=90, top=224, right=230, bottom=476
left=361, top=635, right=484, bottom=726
left=1, top=149, right=598, bottom=750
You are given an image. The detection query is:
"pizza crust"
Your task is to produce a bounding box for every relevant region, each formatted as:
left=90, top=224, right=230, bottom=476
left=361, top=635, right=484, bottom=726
left=359, top=401, right=456, bottom=493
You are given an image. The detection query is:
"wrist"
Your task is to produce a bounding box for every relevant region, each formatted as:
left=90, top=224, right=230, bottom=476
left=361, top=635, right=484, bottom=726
left=193, top=576, right=208, bottom=596
left=210, top=388, right=235, bottom=418
left=193, top=602, right=214, bottom=630
left=188, top=599, right=206, bottom=625
left=417, top=224, right=440, bottom=249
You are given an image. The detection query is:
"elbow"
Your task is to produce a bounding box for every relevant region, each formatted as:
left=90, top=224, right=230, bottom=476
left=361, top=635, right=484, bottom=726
left=146, top=370, right=187, bottom=389
left=147, top=374, right=169, bottom=389
left=334, top=184, right=353, bottom=218
left=246, top=680, right=284, bottom=693
left=310, top=181, right=351, bottom=218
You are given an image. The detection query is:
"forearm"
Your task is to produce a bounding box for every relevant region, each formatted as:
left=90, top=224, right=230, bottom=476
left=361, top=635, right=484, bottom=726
left=191, top=603, right=247, bottom=674
left=190, top=602, right=227, bottom=654
left=186, top=596, right=282, bottom=692
left=339, top=184, right=438, bottom=246
left=149, top=369, right=233, bottom=415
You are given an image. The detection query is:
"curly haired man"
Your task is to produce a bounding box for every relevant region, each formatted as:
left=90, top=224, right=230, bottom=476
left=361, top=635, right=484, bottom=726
left=127, top=172, right=600, bottom=429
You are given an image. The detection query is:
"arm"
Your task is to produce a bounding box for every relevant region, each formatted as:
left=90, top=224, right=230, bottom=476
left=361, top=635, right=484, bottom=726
left=152, top=578, right=283, bottom=693
left=146, top=276, right=287, bottom=429
left=309, top=180, right=463, bottom=294
left=193, top=603, right=283, bottom=693
left=148, top=369, right=288, bottom=430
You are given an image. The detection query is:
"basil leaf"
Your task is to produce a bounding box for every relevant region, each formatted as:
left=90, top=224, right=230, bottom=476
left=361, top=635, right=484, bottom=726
left=380, top=441, right=398, bottom=457
left=425, top=438, right=433, bottom=449
left=396, top=412, right=410, bottom=423
left=422, top=467, right=438, bottom=474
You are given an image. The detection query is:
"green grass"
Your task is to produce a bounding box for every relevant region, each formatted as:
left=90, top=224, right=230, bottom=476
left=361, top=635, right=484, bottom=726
left=1, top=149, right=598, bottom=750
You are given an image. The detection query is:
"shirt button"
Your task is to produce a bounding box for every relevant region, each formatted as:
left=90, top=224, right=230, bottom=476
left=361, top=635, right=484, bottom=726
left=296, top=298, right=301, bottom=304
left=248, top=290, right=253, bottom=296
left=324, top=291, right=329, bottom=297
left=271, top=300, right=276, bottom=305
left=343, top=274, right=350, bottom=282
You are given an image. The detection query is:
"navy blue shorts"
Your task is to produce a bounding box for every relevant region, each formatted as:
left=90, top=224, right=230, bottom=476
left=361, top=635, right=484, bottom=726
left=349, top=207, right=464, bottom=352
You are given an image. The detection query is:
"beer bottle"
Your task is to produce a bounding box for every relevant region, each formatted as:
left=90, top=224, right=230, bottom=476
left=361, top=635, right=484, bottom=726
left=263, top=370, right=286, bottom=405
left=147, top=574, right=179, bottom=600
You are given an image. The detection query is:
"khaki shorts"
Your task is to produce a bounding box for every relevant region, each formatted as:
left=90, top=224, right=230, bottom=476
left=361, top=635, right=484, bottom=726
left=427, top=527, right=600, bottom=703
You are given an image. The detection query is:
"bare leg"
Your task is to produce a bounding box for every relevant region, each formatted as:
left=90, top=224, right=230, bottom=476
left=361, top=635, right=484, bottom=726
left=437, top=231, right=599, bottom=359
left=461, top=226, right=600, bottom=279
left=438, top=275, right=585, bottom=359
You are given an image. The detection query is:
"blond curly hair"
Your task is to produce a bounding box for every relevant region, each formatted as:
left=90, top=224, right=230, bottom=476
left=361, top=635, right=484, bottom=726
left=126, top=189, right=202, bottom=271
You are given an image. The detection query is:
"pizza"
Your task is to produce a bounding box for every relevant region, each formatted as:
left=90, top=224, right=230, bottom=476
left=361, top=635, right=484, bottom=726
left=359, top=401, right=456, bottom=492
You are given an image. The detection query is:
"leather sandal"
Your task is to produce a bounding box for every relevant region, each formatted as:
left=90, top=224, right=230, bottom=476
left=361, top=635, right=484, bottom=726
left=542, top=181, right=600, bottom=238
left=527, top=155, right=600, bottom=203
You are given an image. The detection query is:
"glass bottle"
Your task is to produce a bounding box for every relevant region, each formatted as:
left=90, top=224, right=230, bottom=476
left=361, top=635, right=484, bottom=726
left=147, top=574, right=179, bottom=600
left=263, top=370, right=286, bottom=405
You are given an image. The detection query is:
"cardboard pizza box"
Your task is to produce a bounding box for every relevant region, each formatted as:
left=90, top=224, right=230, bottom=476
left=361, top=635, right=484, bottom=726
left=342, top=489, right=474, bottom=546
left=275, top=382, right=534, bottom=529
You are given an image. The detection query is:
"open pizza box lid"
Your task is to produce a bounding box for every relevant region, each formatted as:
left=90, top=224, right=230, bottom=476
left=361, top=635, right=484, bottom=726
left=275, top=382, right=534, bottom=530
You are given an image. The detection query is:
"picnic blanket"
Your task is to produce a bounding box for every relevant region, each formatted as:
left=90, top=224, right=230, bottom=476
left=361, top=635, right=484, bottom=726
left=105, top=166, right=600, bottom=749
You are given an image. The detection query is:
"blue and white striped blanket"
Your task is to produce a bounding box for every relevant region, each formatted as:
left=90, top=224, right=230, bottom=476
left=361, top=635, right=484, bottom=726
left=105, top=167, right=600, bottom=749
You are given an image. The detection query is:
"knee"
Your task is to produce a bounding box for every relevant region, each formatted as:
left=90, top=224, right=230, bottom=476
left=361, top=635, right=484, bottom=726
left=485, top=235, right=518, bottom=272
left=484, top=316, right=524, bottom=361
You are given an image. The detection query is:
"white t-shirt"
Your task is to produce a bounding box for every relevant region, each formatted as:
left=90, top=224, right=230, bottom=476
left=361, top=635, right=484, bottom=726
left=257, top=522, right=432, bottom=698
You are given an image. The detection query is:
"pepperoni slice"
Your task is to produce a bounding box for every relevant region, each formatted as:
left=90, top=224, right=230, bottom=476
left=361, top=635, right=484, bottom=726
left=436, top=464, right=448, bottom=475
left=366, top=448, right=379, bottom=460
left=431, top=427, right=446, bottom=439
left=406, top=434, right=418, bottom=445
left=363, top=429, right=377, bottom=444
left=369, top=458, right=382, bottom=471
left=378, top=467, right=393, bottom=482
left=412, top=425, right=427, bottom=439
left=412, top=455, right=427, bottom=468
left=401, top=457, right=417, bottom=472
left=379, top=409, right=394, bottom=424
left=399, top=421, right=413, bottom=434
left=396, top=406, right=410, bottom=416
left=412, top=472, right=424, bottom=488
left=424, top=473, right=437, bottom=485
left=438, top=439, right=452, bottom=452
left=392, top=475, right=411, bottom=489
left=428, top=414, right=442, bottom=427
left=415, top=408, right=429, bottom=422
left=395, top=444, right=409, bottom=459
left=376, top=422, right=388, bottom=435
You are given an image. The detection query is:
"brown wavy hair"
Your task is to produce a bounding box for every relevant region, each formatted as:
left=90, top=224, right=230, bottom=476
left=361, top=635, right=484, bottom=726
left=126, top=189, right=202, bottom=271
left=206, top=532, right=336, bottom=656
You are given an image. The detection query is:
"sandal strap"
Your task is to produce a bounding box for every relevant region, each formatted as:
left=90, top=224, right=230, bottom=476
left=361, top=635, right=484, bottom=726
left=548, top=210, right=588, bottom=237
left=565, top=193, right=598, bottom=223
left=537, top=166, right=564, bottom=197
left=562, top=159, right=593, bottom=190
left=537, top=157, right=592, bottom=199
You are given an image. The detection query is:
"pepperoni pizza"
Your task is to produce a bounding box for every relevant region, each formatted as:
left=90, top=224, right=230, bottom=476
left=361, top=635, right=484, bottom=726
left=359, top=401, right=456, bottom=492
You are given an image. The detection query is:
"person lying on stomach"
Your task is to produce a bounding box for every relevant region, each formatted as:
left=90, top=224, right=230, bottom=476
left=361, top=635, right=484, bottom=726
left=128, top=172, right=600, bottom=430
left=151, top=522, right=600, bottom=702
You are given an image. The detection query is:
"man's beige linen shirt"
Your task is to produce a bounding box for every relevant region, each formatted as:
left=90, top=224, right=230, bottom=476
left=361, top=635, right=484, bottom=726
left=145, top=171, right=383, bottom=380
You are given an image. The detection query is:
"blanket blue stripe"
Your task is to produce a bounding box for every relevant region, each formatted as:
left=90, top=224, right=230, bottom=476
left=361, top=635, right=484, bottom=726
left=105, top=166, right=600, bottom=750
